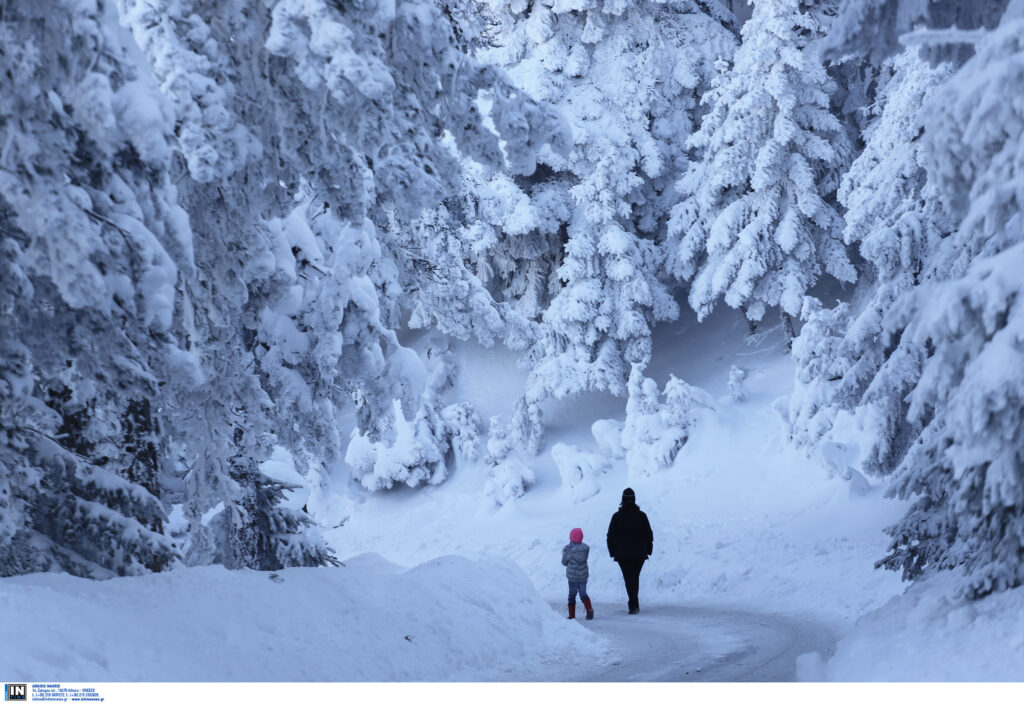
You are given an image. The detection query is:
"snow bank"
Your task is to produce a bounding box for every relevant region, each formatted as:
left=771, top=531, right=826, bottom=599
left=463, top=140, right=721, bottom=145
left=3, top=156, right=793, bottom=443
left=0, top=555, right=607, bottom=681
left=815, top=573, right=1024, bottom=681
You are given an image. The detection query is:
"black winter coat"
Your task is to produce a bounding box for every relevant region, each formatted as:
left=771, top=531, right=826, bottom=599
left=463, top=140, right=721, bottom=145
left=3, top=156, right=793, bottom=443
left=606, top=505, right=653, bottom=561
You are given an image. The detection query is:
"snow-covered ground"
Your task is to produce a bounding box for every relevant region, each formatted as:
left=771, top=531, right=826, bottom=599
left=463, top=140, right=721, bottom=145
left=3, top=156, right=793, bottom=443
left=0, top=555, right=606, bottom=681
left=326, top=311, right=898, bottom=618
left=814, top=572, right=1024, bottom=681
left=314, top=307, right=1024, bottom=681
left=4, top=308, right=1022, bottom=682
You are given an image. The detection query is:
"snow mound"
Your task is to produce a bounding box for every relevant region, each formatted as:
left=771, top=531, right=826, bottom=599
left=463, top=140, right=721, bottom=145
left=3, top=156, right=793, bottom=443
left=0, top=556, right=607, bottom=681
left=551, top=442, right=609, bottom=503
left=591, top=419, right=625, bottom=459
left=819, top=573, right=1024, bottom=681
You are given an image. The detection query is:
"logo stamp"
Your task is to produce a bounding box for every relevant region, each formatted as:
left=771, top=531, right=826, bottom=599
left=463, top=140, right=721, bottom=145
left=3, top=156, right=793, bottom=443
left=3, top=684, right=26, bottom=701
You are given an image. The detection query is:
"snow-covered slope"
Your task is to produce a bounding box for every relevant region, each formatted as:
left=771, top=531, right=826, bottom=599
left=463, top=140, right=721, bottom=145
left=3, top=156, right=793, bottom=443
left=325, top=308, right=906, bottom=627
left=0, top=555, right=606, bottom=681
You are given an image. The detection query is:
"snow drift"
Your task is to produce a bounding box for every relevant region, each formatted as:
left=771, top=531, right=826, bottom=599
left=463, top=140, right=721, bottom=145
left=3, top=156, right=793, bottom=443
left=0, top=555, right=606, bottom=681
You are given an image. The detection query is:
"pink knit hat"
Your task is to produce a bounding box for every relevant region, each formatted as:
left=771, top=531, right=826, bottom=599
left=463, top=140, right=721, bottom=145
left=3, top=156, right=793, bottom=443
left=569, top=528, right=583, bottom=544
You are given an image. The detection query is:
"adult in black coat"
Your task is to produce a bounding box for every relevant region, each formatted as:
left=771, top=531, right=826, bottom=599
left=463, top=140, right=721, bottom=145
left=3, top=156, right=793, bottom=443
left=606, top=487, right=653, bottom=614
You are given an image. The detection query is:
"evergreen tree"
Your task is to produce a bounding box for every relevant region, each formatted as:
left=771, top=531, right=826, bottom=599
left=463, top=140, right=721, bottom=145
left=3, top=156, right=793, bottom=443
left=788, top=50, right=950, bottom=475
left=874, top=8, right=1024, bottom=597
left=473, top=0, right=735, bottom=451
left=668, top=0, right=854, bottom=325
left=824, top=0, right=1010, bottom=64
left=120, top=0, right=564, bottom=562
left=0, top=0, right=185, bottom=576
left=1, top=0, right=565, bottom=575
left=791, top=2, right=1024, bottom=597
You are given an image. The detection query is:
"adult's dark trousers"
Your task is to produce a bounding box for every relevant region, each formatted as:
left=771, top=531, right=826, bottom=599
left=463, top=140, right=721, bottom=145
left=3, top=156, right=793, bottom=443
left=617, top=557, right=645, bottom=611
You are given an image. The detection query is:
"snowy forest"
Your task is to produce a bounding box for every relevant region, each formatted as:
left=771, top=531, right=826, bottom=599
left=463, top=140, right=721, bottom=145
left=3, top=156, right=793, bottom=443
left=2, top=0, right=1023, bottom=684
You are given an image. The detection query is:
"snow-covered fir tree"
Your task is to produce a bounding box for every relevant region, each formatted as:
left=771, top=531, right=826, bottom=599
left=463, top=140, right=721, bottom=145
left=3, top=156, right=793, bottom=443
left=2, top=0, right=566, bottom=576
left=788, top=50, right=951, bottom=474
left=791, top=0, right=1024, bottom=598
left=118, top=0, right=565, bottom=564
left=621, top=366, right=711, bottom=479
left=873, top=7, right=1024, bottom=597
left=4, top=0, right=1024, bottom=617
left=0, top=0, right=185, bottom=576
left=824, top=0, right=1010, bottom=63
left=668, top=0, right=854, bottom=326
left=471, top=0, right=735, bottom=452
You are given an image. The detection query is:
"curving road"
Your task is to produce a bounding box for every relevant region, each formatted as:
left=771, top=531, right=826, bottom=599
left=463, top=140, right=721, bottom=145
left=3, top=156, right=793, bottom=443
left=556, top=602, right=837, bottom=682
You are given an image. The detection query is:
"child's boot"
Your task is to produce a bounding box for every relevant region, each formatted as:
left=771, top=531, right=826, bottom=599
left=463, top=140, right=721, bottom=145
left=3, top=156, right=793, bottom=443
left=583, top=597, right=594, bottom=620
left=567, top=602, right=576, bottom=620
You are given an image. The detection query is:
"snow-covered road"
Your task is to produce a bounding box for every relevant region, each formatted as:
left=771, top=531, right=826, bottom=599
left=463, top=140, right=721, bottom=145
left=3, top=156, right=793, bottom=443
left=552, top=602, right=837, bottom=682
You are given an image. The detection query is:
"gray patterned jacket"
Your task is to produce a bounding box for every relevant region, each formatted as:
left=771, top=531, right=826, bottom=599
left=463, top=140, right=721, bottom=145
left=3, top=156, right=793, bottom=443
left=562, top=542, right=590, bottom=582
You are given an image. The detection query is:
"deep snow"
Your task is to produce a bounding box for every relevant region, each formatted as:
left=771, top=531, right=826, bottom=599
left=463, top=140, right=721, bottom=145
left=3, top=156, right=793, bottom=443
left=5, top=308, right=1023, bottom=682
left=0, top=555, right=606, bottom=681
left=813, top=571, right=1024, bottom=681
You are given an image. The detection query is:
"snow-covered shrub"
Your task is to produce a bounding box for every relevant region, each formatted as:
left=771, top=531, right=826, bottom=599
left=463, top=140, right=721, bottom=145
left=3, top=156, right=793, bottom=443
left=510, top=397, right=545, bottom=457
left=485, top=415, right=515, bottom=468
left=621, top=366, right=712, bottom=479
left=346, top=400, right=446, bottom=492
left=819, top=441, right=873, bottom=498
left=551, top=442, right=609, bottom=504
left=483, top=417, right=535, bottom=507
left=484, top=457, right=536, bottom=508
left=441, top=403, right=482, bottom=463
left=728, top=366, right=749, bottom=403
left=592, top=419, right=626, bottom=460
left=346, top=349, right=481, bottom=492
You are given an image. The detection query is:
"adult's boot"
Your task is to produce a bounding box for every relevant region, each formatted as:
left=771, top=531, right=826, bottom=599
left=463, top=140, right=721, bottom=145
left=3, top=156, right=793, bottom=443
left=567, top=602, right=576, bottom=620
left=583, top=597, right=594, bottom=620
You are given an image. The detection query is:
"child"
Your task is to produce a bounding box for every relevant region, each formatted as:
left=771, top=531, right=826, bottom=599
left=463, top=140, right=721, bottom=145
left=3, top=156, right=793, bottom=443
left=562, top=527, right=594, bottom=620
